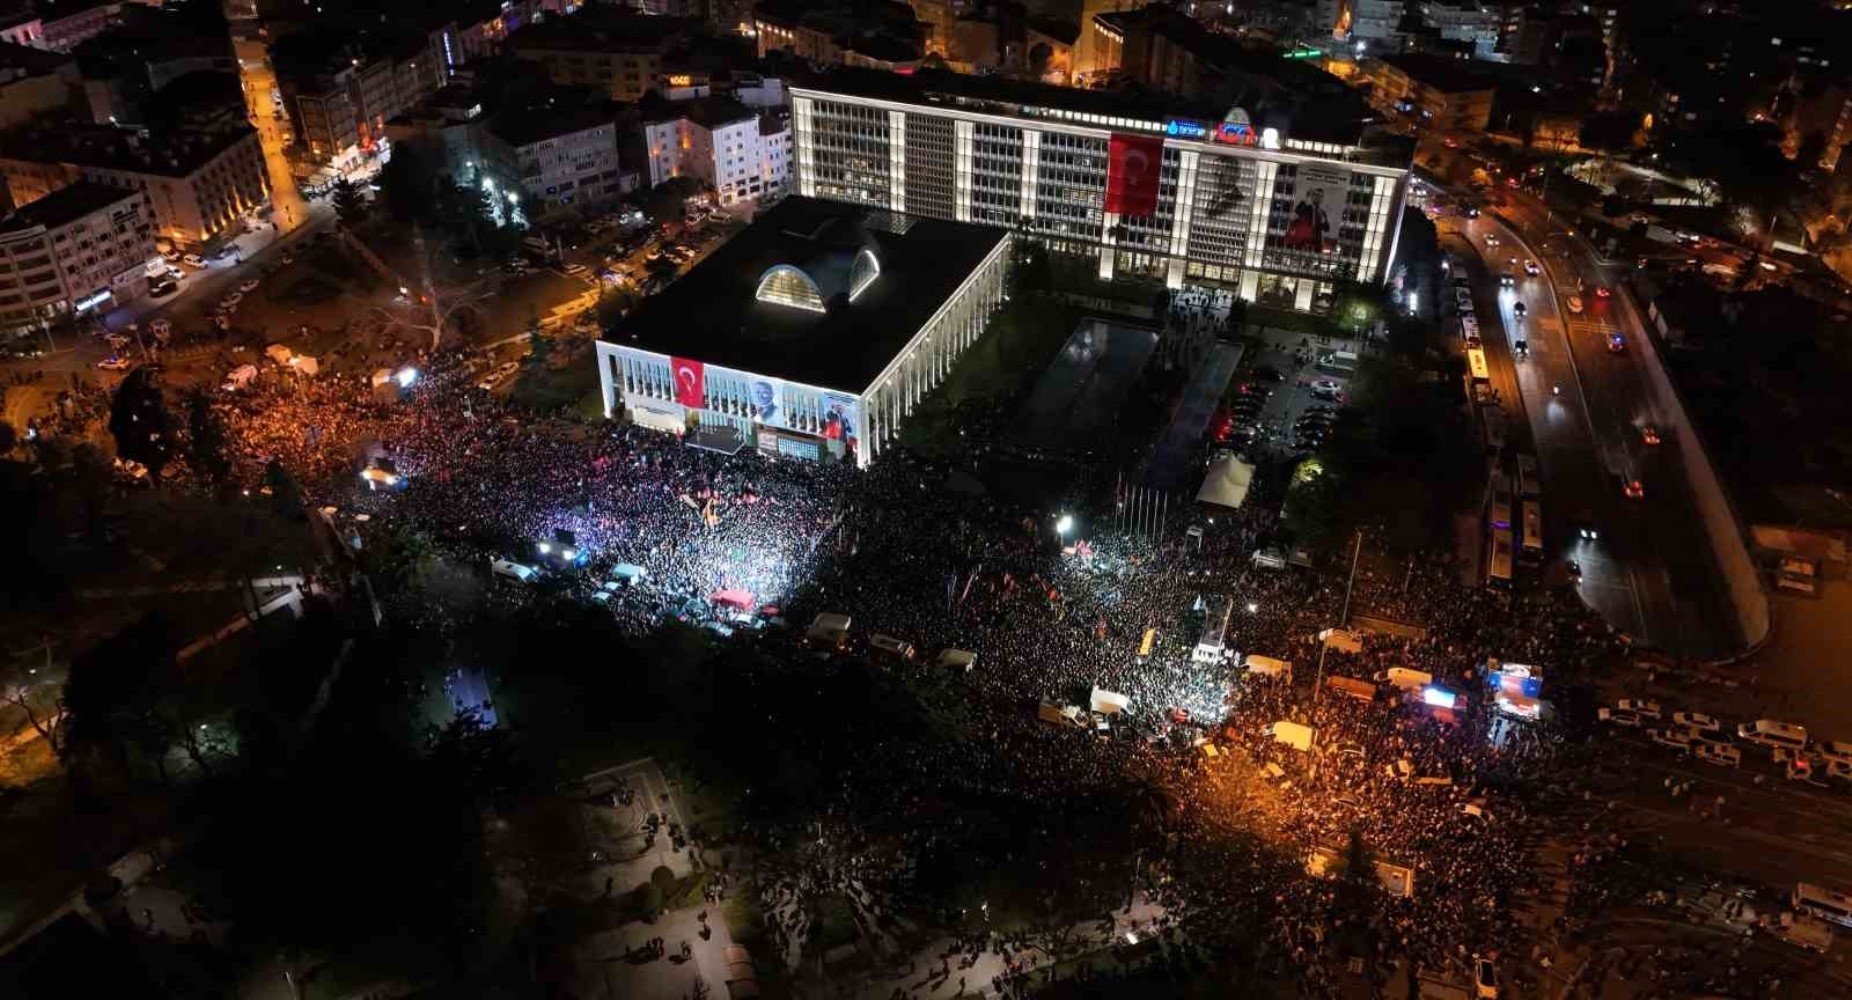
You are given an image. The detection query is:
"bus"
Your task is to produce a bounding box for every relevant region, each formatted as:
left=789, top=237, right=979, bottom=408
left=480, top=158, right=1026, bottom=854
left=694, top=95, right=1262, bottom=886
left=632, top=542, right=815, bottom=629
left=1516, top=454, right=1541, bottom=499
left=1793, top=883, right=1852, bottom=929
left=1481, top=407, right=1506, bottom=455
left=1467, top=348, right=1491, bottom=384
left=1193, top=593, right=1232, bottom=664
left=1489, top=472, right=1514, bottom=531
left=1460, top=314, right=1481, bottom=346
left=1487, top=528, right=1514, bottom=590
left=1519, top=500, right=1544, bottom=566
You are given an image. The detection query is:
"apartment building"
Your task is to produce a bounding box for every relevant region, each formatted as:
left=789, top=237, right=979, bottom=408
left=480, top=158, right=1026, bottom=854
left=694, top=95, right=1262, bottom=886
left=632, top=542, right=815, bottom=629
left=0, top=122, right=268, bottom=248
left=0, top=39, right=75, bottom=130
left=0, top=180, right=151, bottom=333
left=509, top=9, right=695, bottom=103
left=643, top=96, right=790, bottom=205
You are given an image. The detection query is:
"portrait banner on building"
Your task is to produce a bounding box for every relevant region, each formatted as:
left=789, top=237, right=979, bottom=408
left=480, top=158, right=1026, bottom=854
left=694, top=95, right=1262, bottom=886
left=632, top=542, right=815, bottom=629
left=1275, top=163, right=1351, bottom=255
left=746, top=375, right=785, bottom=428
left=1105, top=133, right=1163, bottom=217
left=672, top=357, right=705, bottom=409
left=821, top=391, right=859, bottom=462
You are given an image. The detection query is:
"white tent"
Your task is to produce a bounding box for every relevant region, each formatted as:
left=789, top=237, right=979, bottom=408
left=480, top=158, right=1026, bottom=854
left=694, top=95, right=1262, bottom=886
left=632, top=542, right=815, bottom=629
left=1196, top=454, right=1254, bottom=509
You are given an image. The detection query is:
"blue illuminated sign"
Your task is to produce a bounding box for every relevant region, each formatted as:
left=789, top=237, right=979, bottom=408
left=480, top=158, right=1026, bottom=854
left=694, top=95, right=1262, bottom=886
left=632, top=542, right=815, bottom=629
left=1165, top=119, right=1207, bottom=139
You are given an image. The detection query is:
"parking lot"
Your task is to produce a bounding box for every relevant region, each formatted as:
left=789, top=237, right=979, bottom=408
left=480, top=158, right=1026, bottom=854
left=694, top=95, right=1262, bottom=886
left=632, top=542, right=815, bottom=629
left=1219, top=342, right=1354, bottom=460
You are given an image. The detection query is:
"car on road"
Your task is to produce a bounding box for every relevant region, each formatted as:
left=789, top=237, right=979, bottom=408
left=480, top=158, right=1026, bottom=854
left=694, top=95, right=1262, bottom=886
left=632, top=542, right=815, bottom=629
left=148, top=278, right=178, bottom=297
left=1598, top=707, right=1643, bottom=728
left=1574, top=511, right=1599, bottom=540
left=1695, top=742, right=1741, bottom=767
left=1672, top=711, right=1721, bottom=732
left=1512, top=301, right=1526, bottom=318
left=182, top=253, right=206, bottom=268
left=1565, top=558, right=1582, bottom=582
left=1499, top=271, right=1514, bottom=288
left=562, top=262, right=589, bottom=277
left=1617, top=699, right=1663, bottom=719
left=1483, top=233, right=1499, bottom=248
left=1738, top=719, right=1809, bottom=751
left=1647, top=727, right=1695, bottom=751
left=1524, top=259, right=1541, bottom=276
left=1623, top=479, right=1644, bottom=500
left=238, top=278, right=260, bottom=293
left=1606, top=332, right=1626, bottom=353
left=1640, top=425, right=1661, bottom=446
left=1566, top=296, right=1583, bottom=313
left=94, top=356, right=131, bottom=371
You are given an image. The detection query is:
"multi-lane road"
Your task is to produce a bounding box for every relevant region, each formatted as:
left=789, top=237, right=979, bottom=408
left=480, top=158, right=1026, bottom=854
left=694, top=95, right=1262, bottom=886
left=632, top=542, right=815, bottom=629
left=1437, top=189, right=1740, bottom=658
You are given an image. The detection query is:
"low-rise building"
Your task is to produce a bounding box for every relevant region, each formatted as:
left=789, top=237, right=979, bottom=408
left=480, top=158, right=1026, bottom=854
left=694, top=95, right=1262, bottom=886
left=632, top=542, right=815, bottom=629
left=754, top=0, right=925, bottom=71
left=0, top=179, right=151, bottom=333
left=0, top=39, right=76, bottom=130
left=273, top=25, right=447, bottom=170
left=643, top=96, right=790, bottom=206
left=1359, top=54, right=1496, bottom=131
left=0, top=122, right=268, bottom=248
left=509, top=9, right=697, bottom=103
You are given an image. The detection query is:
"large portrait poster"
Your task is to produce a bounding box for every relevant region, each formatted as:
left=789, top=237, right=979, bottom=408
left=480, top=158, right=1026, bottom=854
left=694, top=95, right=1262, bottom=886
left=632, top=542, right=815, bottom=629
left=1274, top=163, right=1351, bottom=255
left=746, top=375, right=784, bottom=427
left=821, top=391, right=859, bottom=462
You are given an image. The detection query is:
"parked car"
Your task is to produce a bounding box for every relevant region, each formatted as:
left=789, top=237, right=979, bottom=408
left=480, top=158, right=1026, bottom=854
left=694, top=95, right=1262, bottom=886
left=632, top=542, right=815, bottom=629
left=1617, top=699, right=1662, bottom=719
left=1672, top=711, right=1721, bottom=732
left=1695, top=742, right=1742, bottom=768
left=94, top=356, right=131, bottom=371
left=182, top=253, right=207, bottom=268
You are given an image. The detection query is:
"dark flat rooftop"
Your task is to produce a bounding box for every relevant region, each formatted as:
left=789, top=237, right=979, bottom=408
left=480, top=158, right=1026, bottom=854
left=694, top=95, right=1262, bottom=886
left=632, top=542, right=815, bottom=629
left=608, top=197, right=1006, bottom=394
left=0, top=181, right=136, bottom=231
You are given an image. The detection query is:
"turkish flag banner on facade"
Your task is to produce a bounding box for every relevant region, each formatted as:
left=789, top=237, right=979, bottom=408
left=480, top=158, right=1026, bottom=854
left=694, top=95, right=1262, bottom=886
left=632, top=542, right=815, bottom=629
left=671, top=357, right=704, bottom=409
left=1105, top=133, right=1163, bottom=217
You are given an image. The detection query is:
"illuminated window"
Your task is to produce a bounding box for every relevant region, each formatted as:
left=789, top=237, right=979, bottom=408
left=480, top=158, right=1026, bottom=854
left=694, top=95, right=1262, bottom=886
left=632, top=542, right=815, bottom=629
left=755, top=264, right=825, bottom=311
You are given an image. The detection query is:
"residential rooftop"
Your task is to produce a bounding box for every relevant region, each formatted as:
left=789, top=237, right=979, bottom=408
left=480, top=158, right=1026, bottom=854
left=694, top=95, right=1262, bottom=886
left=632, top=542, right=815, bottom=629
left=608, top=196, right=1007, bottom=394
left=508, top=8, right=697, bottom=54
left=0, top=121, right=257, bottom=177
left=0, top=39, right=70, bottom=82
left=1375, top=53, right=1498, bottom=94
left=0, top=179, right=135, bottom=231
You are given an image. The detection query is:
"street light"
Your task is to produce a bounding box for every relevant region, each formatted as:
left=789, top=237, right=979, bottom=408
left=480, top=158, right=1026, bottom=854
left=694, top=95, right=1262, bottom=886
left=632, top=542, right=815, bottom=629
left=1055, top=514, right=1074, bottom=536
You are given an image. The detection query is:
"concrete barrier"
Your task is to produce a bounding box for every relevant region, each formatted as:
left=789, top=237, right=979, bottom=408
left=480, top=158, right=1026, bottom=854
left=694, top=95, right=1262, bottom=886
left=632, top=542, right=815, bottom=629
left=1621, top=280, right=1771, bottom=654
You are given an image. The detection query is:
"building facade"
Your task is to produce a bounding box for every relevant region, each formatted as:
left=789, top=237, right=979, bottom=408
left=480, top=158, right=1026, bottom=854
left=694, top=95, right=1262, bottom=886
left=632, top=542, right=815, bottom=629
left=644, top=98, right=791, bottom=205
left=789, top=73, right=1411, bottom=309
left=0, top=181, right=152, bottom=333
left=595, top=197, right=1009, bottom=467
left=0, top=124, right=268, bottom=248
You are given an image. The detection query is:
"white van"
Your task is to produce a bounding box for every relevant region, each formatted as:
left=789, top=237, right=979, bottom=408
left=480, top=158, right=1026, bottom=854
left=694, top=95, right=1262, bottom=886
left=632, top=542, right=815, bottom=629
left=806, top=612, right=851, bottom=651
left=1243, top=654, right=1293, bottom=680
left=491, top=558, right=537, bottom=582
left=1379, top=667, right=1432, bottom=693
left=1251, top=548, right=1287, bottom=570
left=1737, top=719, right=1809, bottom=751
left=937, top=649, right=976, bottom=672
left=869, top=634, right=916, bottom=660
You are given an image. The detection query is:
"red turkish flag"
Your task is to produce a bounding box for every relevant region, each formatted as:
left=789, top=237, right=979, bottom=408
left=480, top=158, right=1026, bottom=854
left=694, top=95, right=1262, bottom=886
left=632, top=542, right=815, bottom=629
left=671, top=357, right=704, bottom=409
left=1105, top=133, right=1163, bottom=217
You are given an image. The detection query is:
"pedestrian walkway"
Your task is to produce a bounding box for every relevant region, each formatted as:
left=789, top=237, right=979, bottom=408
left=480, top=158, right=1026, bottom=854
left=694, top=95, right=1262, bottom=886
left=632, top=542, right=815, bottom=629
left=1147, top=341, right=1243, bottom=491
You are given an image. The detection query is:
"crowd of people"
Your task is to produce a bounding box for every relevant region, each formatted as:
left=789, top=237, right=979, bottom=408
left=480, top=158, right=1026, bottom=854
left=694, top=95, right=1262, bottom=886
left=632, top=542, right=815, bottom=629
left=193, top=347, right=1653, bottom=996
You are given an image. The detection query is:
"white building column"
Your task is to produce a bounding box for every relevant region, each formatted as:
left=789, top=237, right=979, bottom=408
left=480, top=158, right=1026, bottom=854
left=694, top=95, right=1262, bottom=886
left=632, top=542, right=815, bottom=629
left=1019, top=129, right=1040, bottom=224
left=1099, top=210, right=1118, bottom=281
left=953, top=120, right=973, bottom=222
left=1166, top=149, right=1200, bottom=290
left=793, top=97, right=816, bottom=198
left=888, top=110, right=906, bottom=212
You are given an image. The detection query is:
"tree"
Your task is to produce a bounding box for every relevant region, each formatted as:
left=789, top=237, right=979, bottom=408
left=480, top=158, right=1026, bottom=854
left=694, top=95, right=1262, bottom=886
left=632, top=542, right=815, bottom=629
left=60, top=613, right=180, bottom=786
left=331, top=177, right=368, bottom=227
left=185, top=389, right=230, bottom=487
left=107, top=367, right=174, bottom=482
left=524, top=313, right=553, bottom=373
left=379, top=140, right=442, bottom=224
left=645, top=177, right=704, bottom=226
left=595, top=286, right=637, bottom=331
